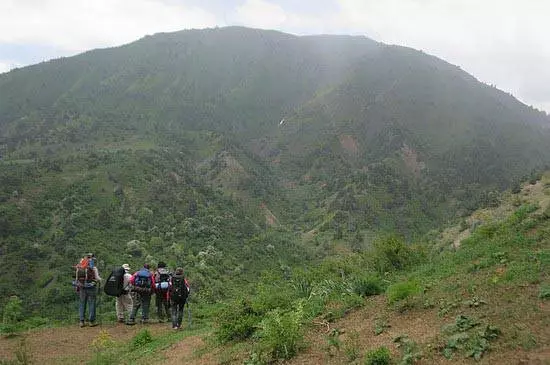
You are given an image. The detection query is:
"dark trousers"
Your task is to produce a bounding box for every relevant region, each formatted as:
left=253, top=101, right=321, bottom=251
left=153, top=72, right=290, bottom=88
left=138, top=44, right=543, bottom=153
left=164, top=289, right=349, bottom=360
left=130, top=293, right=151, bottom=321
left=156, top=293, right=170, bottom=320
left=171, top=300, right=186, bottom=328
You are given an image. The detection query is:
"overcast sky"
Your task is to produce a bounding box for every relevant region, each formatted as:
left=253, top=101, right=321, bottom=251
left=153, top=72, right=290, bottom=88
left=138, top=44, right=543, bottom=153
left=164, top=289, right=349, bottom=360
left=1, top=0, right=549, bottom=113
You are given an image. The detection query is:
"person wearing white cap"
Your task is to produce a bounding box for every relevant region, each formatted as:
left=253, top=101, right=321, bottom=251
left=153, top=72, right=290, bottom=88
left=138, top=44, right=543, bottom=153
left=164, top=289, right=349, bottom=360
left=116, top=264, right=134, bottom=323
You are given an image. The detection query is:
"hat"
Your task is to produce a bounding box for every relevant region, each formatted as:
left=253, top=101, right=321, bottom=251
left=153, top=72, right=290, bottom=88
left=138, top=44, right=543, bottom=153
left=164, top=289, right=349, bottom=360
left=122, top=264, right=131, bottom=271
left=85, top=253, right=94, bottom=258
left=158, top=261, right=166, bottom=268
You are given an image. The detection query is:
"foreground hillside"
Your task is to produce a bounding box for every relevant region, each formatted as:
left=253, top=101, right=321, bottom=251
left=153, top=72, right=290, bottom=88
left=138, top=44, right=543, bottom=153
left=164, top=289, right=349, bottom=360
left=2, top=174, right=549, bottom=364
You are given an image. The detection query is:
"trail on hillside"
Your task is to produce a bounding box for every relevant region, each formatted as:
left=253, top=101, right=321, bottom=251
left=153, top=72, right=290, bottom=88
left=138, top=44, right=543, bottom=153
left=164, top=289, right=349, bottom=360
left=0, top=322, right=208, bottom=365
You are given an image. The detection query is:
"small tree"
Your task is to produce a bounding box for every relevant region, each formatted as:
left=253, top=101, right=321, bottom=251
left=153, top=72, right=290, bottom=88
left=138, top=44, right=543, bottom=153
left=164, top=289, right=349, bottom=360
left=3, top=295, right=23, bottom=325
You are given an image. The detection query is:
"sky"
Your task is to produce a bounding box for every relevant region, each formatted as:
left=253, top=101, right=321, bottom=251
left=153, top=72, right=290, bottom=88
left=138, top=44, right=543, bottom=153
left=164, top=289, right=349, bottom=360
left=1, top=0, right=549, bottom=113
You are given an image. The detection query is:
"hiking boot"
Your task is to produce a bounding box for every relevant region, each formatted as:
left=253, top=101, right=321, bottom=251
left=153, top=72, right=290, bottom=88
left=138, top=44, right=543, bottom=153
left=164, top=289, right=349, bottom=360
left=89, top=321, right=98, bottom=327
left=79, top=321, right=85, bottom=328
left=126, top=319, right=136, bottom=326
left=117, top=318, right=125, bottom=323
left=172, top=326, right=178, bottom=330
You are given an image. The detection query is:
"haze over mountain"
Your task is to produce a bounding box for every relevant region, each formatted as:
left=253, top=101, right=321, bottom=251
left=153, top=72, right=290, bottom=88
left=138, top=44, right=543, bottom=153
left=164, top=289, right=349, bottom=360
left=1, top=26, right=550, bottom=316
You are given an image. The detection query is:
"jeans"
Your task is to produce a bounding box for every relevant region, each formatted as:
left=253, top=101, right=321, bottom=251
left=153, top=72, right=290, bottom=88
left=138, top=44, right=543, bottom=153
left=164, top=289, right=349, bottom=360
left=171, top=300, right=186, bottom=328
left=156, top=292, right=170, bottom=321
left=130, top=293, right=151, bottom=321
left=79, top=286, right=97, bottom=322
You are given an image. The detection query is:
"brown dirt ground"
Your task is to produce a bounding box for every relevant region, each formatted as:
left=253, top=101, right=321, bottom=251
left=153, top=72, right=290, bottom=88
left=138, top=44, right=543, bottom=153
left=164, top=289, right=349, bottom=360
left=0, top=322, right=194, bottom=364
left=1, top=294, right=549, bottom=365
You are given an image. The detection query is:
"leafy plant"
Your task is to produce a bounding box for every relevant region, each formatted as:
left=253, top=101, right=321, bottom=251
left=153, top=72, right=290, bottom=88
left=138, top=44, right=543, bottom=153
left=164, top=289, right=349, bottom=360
left=257, top=301, right=305, bottom=360
left=352, top=275, right=384, bottom=297
left=90, top=330, right=116, bottom=365
left=130, top=329, right=153, bottom=349
left=364, top=346, right=392, bottom=365
left=539, top=285, right=550, bottom=299
left=393, top=335, right=422, bottom=365
left=343, top=330, right=360, bottom=362
left=386, top=280, right=422, bottom=305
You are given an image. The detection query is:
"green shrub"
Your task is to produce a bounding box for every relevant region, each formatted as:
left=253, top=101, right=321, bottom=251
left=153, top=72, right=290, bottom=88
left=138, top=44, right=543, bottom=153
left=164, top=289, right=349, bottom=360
left=386, top=280, right=422, bottom=305
left=364, top=346, right=391, bottom=365
left=130, top=329, right=153, bottom=349
left=539, top=285, right=550, bottom=299
left=352, top=275, right=384, bottom=297
left=258, top=302, right=305, bottom=360
left=2, top=296, right=23, bottom=325
left=215, top=300, right=262, bottom=343
left=371, top=235, right=412, bottom=274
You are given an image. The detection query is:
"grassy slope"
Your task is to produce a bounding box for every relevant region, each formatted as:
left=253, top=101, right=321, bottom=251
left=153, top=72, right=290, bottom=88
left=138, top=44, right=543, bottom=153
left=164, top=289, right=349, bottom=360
left=1, top=174, right=549, bottom=364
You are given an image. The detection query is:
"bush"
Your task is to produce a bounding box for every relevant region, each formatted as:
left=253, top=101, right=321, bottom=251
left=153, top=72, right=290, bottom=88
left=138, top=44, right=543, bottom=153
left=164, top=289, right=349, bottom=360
left=215, top=300, right=262, bottom=343
left=364, top=346, right=391, bottom=365
left=2, top=296, right=23, bottom=325
left=539, top=285, right=550, bottom=300
left=371, top=235, right=412, bottom=274
left=386, top=280, right=422, bottom=305
left=352, top=275, right=384, bottom=297
left=258, top=302, right=305, bottom=360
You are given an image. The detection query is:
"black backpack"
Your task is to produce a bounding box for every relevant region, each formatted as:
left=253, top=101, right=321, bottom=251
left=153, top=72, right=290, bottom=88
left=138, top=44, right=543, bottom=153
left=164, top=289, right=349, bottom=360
left=170, top=275, right=189, bottom=303
left=104, top=266, right=125, bottom=296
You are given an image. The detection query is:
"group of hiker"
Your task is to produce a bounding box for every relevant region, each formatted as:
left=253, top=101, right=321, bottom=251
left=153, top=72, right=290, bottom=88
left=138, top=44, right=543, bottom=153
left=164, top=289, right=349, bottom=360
left=74, top=253, right=190, bottom=330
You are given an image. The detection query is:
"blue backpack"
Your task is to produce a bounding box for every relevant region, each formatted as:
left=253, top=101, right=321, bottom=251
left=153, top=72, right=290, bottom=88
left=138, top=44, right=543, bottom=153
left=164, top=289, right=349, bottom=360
left=134, top=268, right=152, bottom=294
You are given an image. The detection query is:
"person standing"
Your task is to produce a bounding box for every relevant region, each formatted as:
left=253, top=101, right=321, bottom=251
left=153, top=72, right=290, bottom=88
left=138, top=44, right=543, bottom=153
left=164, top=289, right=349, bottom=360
left=116, top=264, right=134, bottom=323
left=75, top=253, right=102, bottom=328
left=127, top=263, right=155, bottom=325
left=154, top=261, right=171, bottom=323
left=170, top=267, right=189, bottom=330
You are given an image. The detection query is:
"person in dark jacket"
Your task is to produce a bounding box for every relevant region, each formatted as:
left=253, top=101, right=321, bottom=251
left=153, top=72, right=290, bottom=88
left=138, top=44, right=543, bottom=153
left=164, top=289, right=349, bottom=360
left=170, top=267, right=190, bottom=330
left=154, top=261, right=171, bottom=323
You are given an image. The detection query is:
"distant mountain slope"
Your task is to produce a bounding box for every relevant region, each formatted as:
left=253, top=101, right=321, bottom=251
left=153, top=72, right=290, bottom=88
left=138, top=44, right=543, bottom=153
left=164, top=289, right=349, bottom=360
left=1, top=25, right=550, bottom=233
left=1, top=26, right=550, bottom=317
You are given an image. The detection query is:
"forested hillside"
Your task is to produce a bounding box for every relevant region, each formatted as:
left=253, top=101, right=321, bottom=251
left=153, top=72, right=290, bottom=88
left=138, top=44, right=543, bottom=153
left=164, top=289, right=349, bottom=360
left=1, top=26, right=550, bottom=320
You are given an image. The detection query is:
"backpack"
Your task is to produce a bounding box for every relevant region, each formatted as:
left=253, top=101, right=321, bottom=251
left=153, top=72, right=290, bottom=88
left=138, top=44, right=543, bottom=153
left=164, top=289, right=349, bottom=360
left=170, top=274, right=189, bottom=303
left=133, top=268, right=152, bottom=294
left=103, top=266, right=126, bottom=296
left=75, top=258, right=96, bottom=287
left=155, top=268, right=171, bottom=292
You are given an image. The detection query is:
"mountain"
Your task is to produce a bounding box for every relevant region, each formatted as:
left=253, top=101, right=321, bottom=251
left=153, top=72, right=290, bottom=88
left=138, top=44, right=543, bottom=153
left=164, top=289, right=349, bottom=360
left=1, top=26, right=550, bottom=317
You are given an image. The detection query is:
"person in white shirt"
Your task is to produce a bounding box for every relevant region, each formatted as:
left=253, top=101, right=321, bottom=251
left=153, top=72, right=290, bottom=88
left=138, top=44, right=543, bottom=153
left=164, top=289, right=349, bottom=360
left=116, top=263, right=134, bottom=323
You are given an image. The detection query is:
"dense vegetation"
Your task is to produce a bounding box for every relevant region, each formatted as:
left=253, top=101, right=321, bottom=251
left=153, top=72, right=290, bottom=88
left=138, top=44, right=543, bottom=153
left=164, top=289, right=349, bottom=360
left=1, top=26, right=550, bottom=339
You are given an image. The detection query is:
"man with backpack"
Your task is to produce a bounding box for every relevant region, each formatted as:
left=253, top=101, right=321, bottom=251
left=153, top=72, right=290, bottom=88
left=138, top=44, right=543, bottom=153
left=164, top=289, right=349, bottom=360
left=170, top=267, right=189, bottom=330
left=116, top=264, right=133, bottom=323
left=75, top=253, right=102, bottom=328
left=154, top=261, right=171, bottom=323
left=127, top=263, right=155, bottom=325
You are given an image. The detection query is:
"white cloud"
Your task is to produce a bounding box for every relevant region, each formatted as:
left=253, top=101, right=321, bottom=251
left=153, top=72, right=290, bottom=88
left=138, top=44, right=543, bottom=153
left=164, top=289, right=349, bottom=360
left=0, top=60, right=20, bottom=74
left=0, top=0, right=219, bottom=52
left=234, top=0, right=288, bottom=29
left=0, top=61, right=11, bottom=74
left=333, top=0, right=550, bottom=112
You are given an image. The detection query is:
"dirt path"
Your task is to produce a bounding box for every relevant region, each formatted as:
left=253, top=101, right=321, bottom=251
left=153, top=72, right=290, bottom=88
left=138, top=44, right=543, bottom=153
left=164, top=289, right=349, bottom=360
left=0, top=322, right=191, bottom=364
